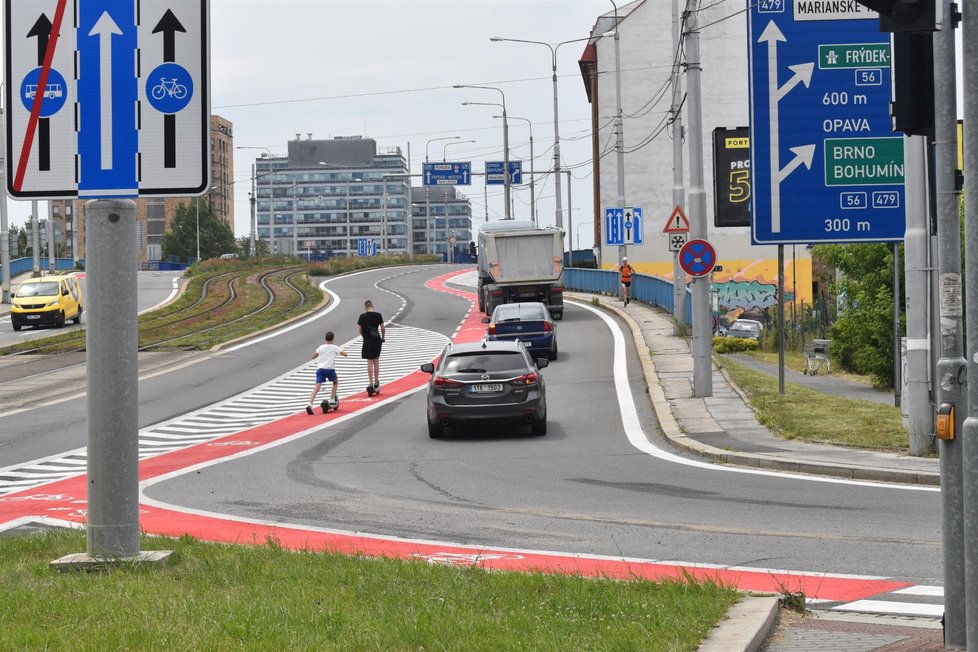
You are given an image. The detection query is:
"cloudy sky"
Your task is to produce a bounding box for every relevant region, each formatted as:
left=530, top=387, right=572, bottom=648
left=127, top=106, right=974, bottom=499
left=6, top=0, right=618, bottom=238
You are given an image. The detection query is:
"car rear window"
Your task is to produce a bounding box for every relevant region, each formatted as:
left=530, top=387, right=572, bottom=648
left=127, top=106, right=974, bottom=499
left=496, top=305, right=545, bottom=321
left=443, top=352, right=526, bottom=373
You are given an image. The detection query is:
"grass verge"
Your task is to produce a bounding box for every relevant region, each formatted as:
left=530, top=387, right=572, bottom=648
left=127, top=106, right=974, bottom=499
left=719, top=355, right=907, bottom=450
left=1, top=530, right=737, bottom=651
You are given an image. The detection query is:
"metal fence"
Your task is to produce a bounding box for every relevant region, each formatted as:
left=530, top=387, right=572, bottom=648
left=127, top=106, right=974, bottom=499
left=1, top=257, right=83, bottom=282
left=563, top=267, right=692, bottom=324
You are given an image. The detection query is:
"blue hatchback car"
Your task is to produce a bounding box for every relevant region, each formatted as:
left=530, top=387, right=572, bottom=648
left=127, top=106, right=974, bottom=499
left=483, top=302, right=558, bottom=360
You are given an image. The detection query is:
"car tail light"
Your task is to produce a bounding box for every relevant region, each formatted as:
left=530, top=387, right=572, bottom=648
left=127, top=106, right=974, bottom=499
left=550, top=286, right=563, bottom=293
left=509, top=373, right=538, bottom=386
left=487, top=323, right=496, bottom=335
left=433, top=376, right=464, bottom=389
left=543, top=321, right=552, bottom=332
left=491, top=290, right=504, bottom=297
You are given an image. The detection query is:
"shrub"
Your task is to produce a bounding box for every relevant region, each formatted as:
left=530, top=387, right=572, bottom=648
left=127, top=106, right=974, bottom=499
left=713, top=337, right=760, bottom=353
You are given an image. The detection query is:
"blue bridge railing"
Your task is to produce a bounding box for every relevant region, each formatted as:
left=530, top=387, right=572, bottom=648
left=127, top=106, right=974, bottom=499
left=1, top=257, right=84, bottom=283
left=563, top=267, right=692, bottom=324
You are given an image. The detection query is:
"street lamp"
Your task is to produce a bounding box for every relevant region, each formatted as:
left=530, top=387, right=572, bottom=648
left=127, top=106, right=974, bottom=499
left=490, top=35, right=593, bottom=231
left=443, top=139, right=476, bottom=162
left=454, top=84, right=512, bottom=220
left=494, top=114, right=534, bottom=225
left=237, top=146, right=276, bottom=256
left=425, top=136, right=459, bottom=254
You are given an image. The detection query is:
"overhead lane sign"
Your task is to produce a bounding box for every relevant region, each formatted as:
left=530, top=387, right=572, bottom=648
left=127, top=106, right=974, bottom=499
left=423, top=161, right=471, bottom=186
left=485, top=161, right=522, bottom=185
left=4, top=0, right=210, bottom=199
left=747, top=0, right=905, bottom=244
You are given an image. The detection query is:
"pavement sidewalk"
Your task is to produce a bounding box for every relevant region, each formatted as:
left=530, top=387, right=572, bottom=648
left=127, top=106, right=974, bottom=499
left=568, top=292, right=944, bottom=652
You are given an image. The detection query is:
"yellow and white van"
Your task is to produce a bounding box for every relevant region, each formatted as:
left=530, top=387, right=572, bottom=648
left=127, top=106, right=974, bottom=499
left=10, top=274, right=84, bottom=331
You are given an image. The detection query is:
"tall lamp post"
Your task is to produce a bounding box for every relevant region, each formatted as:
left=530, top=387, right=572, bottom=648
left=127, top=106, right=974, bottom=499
left=454, top=84, right=511, bottom=220
left=443, top=139, right=476, bottom=162
left=237, top=146, right=276, bottom=255
left=490, top=36, right=592, bottom=231
left=494, top=114, right=534, bottom=225
left=425, top=136, right=459, bottom=254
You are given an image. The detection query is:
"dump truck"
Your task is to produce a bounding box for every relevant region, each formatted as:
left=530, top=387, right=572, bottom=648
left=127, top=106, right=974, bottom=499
left=477, top=220, right=564, bottom=319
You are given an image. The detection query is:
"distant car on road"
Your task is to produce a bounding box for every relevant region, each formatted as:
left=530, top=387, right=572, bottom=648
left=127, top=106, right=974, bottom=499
left=482, top=301, right=558, bottom=360
left=727, top=319, right=762, bottom=340
left=420, top=340, right=549, bottom=438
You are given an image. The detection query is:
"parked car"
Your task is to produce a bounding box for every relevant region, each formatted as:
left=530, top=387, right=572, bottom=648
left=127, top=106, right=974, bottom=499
left=727, top=319, right=762, bottom=340
left=482, top=301, right=558, bottom=360
left=10, top=274, right=83, bottom=331
left=420, top=340, right=549, bottom=438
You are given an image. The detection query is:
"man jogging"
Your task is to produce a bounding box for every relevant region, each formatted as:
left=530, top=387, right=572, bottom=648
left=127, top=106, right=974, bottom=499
left=357, top=299, right=386, bottom=395
left=619, top=257, right=635, bottom=306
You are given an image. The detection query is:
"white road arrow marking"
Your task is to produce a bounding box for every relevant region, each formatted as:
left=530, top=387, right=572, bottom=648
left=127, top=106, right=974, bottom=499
left=759, top=21, right=786, bottom=233
left=778, top=62, right=814, bottom=100
left=89, top=11, right=122, bottom=170
left=779, top=144, right=816, bottom=182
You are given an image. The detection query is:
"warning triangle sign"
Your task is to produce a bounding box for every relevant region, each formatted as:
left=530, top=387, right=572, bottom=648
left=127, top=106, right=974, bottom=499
left=663, top=205, right=690, bottom=234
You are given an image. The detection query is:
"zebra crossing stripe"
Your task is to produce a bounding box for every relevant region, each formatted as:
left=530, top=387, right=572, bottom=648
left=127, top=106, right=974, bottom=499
left=0, top=323, right=449, bottom=495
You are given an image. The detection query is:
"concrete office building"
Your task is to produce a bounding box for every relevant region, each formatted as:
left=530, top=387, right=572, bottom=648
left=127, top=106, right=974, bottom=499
left=410, top=186, right=474, bottom=260
left=252, top=135, right=411, bottom=258
left=580, top=1, right=814, bottom=313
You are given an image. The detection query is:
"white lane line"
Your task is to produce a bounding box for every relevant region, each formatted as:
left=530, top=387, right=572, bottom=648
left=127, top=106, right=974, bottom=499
left=893, top=585, right=944, bottom=597
left=833, top=600, right=944, bottom=618
left=139, top=275, right=182, bottom=315
left=571, top=299, right=939, bottom=492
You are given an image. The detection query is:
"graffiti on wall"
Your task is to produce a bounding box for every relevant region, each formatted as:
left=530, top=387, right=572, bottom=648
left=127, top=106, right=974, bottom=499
left=713, top=279, right=778, bottom=312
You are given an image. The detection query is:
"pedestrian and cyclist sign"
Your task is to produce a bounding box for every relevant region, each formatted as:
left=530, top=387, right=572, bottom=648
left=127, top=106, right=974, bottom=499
left=747, top=0, right=905, bottom=244
left=4, top=0, right=210, bottom=199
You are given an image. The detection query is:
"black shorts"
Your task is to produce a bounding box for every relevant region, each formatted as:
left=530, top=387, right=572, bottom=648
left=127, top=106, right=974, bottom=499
left=621, top=281, right=631, bottom=287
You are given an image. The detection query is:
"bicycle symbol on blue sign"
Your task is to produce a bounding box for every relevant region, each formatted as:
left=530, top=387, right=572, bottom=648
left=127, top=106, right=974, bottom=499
left=20, top=68, right=68, bottom=117
left=145, top=62, right=193, bottom=114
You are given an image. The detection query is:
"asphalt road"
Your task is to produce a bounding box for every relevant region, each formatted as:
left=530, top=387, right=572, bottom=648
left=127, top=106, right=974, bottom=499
left=2, top=264, right=943, bottom=588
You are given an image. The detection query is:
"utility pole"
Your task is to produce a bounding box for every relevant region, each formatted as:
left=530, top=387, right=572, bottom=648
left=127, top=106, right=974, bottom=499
left=671, top=0, right=687, bottom=332
left=932, top=0, right=966, bottom=644
left=0, top=106, right=11, bottom=303
left=31, top=200, right=40, bottom=275
left=684, top=4, right=713, bottom=397
left=610, top=1, right=627, bottom=264
left=960, top=0, right=978, bottom=644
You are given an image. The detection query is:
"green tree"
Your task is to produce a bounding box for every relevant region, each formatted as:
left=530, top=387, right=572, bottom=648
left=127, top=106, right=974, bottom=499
left=813, top=242, right=902, bottom=388
left=162, top=201, right=236, bottom=262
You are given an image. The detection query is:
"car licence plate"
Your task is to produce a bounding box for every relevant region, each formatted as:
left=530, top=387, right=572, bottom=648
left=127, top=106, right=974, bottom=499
left=26, top=314, right=40, bottom=320
left=470, top=383, right=503, bottom=393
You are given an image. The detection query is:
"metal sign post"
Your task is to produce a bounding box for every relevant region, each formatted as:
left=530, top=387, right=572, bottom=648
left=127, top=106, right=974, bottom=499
left=3, top=0, right=211, bottom=568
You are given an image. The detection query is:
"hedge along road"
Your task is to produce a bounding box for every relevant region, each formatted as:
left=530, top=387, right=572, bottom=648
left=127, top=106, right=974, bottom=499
left=1, top=266, right=939, bottom=601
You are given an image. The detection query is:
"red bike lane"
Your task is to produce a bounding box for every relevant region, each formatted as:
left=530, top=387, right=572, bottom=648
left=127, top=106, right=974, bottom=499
left=0, top=270, right=911, bottom=603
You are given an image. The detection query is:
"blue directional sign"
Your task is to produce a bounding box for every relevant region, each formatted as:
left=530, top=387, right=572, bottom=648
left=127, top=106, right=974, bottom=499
left=4, top=0, right=210, bottom=199
left=623, top=206, right=644, bottom=245
left=485, top=161, right=523, bottom=185
left=748, top=1, right=905, bottom=244
left=605, top=206, right=645, bottom=246
left=423, top=161, right=471, bottom=186
left=357, top=238, right=377, bottom=257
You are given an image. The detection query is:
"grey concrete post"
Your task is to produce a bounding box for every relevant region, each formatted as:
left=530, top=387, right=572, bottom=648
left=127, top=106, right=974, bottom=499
left=959, top=0, right=978, bottom=643
left=902, top=135, right=932, bottom=449
left=0, top=107, right=11, bottom=303
left=31, top=200, right=40, bottom=274
left=671, top=0, right=687, bottom=331
left=933, top=1, right=966, bottom=644
left=684, top=6, right=713, bottom=397
left=47, top=202, right=55, bottom=272
left=85, top=199, right=140, bottom=558
left=610, top=1, right=627, bottom=263
left=778, top=245, right=785, bottom=395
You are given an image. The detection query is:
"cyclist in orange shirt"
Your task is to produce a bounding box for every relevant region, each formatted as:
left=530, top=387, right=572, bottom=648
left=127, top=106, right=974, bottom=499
left=619, top=257, right=635, bottom=306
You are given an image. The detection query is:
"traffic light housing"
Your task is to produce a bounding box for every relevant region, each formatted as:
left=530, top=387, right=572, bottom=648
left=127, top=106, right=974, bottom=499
left=854, top=0, right=937, bottom=32
left=890, top=32, right=934, bottom=136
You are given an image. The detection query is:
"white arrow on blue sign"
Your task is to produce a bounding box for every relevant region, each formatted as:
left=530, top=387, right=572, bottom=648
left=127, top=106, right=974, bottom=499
left=357, top=238, right=377, bottom=257
left=4, top=0, right=210, bottom=199
left=605, top=206, right=644, bottom=246
left=485, top=161, right=522, bottom=185
left=423, top=162, right=471, bottom=186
